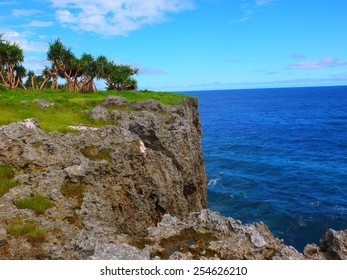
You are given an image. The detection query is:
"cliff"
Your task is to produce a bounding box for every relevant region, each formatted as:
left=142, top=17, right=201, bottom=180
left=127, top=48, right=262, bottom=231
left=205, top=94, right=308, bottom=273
left=0, top=95, right=346, bottom=260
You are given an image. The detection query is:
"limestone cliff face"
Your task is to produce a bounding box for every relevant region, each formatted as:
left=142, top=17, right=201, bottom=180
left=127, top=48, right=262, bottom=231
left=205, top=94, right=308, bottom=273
left=0, top=97, right=207, bottom=259
left=1, top=96, right=347, bottom=260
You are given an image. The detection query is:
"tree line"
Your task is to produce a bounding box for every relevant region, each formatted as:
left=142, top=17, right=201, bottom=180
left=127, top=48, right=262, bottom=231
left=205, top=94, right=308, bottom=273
left=0, top=35, right=138, bottom=92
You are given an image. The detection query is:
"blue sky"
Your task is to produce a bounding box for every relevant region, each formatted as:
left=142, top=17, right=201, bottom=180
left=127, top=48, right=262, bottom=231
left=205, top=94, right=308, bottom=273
left=1, top=0, right=346, bottom=91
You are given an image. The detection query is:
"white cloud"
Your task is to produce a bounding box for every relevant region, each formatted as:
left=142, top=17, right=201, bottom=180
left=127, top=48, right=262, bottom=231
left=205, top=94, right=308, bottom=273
left=11, top=9, right=43, bottom=17
left=2, top=30, right=47, bottom=52
left=287, top=56, right=346, bottom=70
left=28, top=20, right=54, bottom=27
left=290, top=53, right=305, bottom=59
left=49, top=0, right=195, bottom=36
left=230, top=0, right=274, bottom=24
left=136, top=65, right=166, bottom=75
left=0, top=1, right=17, bottom=5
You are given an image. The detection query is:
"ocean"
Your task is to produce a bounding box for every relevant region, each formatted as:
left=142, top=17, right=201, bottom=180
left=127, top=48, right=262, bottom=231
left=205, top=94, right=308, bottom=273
left=186, top=86, right=347, bottom=251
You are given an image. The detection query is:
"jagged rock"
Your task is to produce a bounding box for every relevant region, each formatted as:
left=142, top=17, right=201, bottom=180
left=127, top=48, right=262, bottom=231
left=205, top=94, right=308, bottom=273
left=318, top=229, right=347, bottom=260
left=139, top=210, right=304, bottom=260
left=21, top=99, right=55, bottom=109
left=0, top=97, right=207, bottom=259
left=129, top=100, right=164, bottom=112
left=303, top=243, right=324, bottom=260
left=91, top=243, right=150, bottom=260
left=100, top=96, right=128, bottom=108
left=0, top=228, right=7, bottom=243
left=91, top=105, right=111, bottom=120
left=273, top=246, right=305, bottom=260
left=68, top=126, right=99, bottom=131
left=1, top=95, right=346, bottom=260
left=33, top=99, right=55, bottom=108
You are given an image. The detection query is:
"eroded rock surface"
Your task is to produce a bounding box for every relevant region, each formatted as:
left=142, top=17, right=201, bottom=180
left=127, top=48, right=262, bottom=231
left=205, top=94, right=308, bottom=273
left=1, top=96, right=346, bottom=260
left=0, top=97, right=207, bottom=259
left=131, top=209, right=304, bottom=260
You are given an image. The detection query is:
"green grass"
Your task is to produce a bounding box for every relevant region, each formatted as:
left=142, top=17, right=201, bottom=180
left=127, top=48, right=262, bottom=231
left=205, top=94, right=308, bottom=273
left=6, top=217, right=47, bottom=243
left=0, top=165, right=19, bottom=197
left=0, top=88, right=191, bottom=132
left=6, top=221, right=37, bottom=237
left=14, top=193, right=54, bottom=214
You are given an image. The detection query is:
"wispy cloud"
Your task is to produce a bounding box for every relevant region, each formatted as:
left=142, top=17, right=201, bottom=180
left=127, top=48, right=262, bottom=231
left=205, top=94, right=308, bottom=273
left=49, top=0, right=195, bottom=36
left=255, top=0, right=274, bottom=6
left=11, top=9, right=43, bottom=17
left=266, top=70, right=281, bottom=75
left=138, top=67, right=166, bottom=75
left=0, top=1, right=17, bottom=5
left=229, top=10, right=254, bottom=23
left=230, top=0, right=275, bottom=23
left=290, top=53, right=305, bottom=59
left=287, top=56, right=346, bottom=70
left=28, top=20, right=53, bottom=27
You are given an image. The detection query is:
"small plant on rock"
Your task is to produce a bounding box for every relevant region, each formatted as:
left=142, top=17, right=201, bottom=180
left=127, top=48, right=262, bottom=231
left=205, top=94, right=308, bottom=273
left=0, top=165, right=19, bottom=197
left=61, top=182, right=86, bottom=207
left=14, top=193, right=54, bottom=214
left=6, top=217, right=47, bottom=244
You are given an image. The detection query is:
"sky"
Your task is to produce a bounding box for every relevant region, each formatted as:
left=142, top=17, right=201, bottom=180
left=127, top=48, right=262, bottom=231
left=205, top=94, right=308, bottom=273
left=1, top=0, right=347, bottom=91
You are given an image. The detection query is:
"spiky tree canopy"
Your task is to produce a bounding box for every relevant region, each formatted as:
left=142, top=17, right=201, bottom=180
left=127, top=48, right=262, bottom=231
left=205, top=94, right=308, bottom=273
left=0, top=34, right=25, bottom=89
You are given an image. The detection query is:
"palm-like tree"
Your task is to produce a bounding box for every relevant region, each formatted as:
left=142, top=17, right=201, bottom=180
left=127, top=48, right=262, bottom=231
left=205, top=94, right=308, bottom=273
left=0, top=34, right=25, bottom=89
left=47, top=38, right=77, bottom=92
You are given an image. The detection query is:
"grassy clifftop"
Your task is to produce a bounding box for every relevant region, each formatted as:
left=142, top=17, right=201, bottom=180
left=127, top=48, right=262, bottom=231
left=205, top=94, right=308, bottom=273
left=0, top=89, right=191, bottom=133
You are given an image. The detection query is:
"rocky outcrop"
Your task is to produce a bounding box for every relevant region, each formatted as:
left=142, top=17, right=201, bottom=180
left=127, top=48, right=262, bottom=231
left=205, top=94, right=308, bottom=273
left=1, top=96, right=347, bottom=260
left=134, top=209, right=304, bottom=260
left=0, top=97, right=207, bottom=259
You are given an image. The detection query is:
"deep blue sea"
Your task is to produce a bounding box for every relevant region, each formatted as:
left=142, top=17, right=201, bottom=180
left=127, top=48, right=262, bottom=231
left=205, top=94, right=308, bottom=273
left=186, top=86, right=347, bottom=251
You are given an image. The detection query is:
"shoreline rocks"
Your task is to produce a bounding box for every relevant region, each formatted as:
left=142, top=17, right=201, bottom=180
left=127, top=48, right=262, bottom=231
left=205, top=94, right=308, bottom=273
left=1, top=96, right=346, bottom=260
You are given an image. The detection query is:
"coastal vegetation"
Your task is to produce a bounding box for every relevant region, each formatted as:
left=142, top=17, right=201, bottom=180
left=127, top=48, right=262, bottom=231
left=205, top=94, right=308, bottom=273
left=0, top=35, right=138, bottom=92
left=0, top=35, right=192, bottom=132
left=0, top=88, right=189, bottom=132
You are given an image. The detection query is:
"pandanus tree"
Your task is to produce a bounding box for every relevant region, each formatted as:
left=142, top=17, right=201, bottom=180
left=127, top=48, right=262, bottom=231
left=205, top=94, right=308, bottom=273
left=95, top=56, right=138, bottom=91
left=25, top=68, right=52, bottom=90
left=105, top=63, right=138, bottom=91
left=0, top=34, right=26, bottom=89
left=1, top=36, right=139, bottom=92
left=77, top=53, right=98, bottom=92
left=47, top=38, right=77, bottom=92
left=47, top=39, right=101, bottom=92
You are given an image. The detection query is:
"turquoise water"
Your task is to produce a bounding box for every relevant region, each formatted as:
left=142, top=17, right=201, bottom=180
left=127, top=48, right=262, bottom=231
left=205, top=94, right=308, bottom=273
left=186, top=86, right=347, bottom=251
